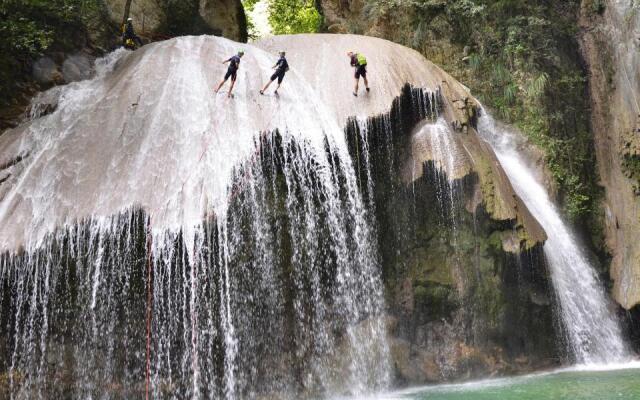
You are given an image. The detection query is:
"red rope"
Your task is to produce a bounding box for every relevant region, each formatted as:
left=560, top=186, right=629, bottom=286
left=145, top=218, right=153, bottom=400
left=226, top=132, right=270, bottom=203
left=140, top=105, right=275, bottom=395
left=139, top=134, right=269, bottom=395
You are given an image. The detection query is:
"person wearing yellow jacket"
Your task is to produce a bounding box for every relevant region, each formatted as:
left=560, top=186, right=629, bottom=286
left=348, top=51, right=370, bottom=97
left=122, top=17, right=143, bottom=50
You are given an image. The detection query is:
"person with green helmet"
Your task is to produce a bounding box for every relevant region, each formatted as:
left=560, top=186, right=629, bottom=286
left=214, top=50, right=245, bottom=98
left=348, top=51, right=370, bottom=97
left=260, top=50, right=289, bottom=96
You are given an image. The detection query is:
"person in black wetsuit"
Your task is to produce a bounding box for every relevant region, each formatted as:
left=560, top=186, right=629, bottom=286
left=348, top=51, right=370, bottom=97
left=122, top=18, right=143, bottom=50
left=260, top=51, right=289, bottom=96
left=214, top=50, right=245, bottom=98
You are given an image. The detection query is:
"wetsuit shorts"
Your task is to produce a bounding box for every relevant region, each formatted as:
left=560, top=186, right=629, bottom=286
left=270, top=69, right=286, bottom=84
left=355, top=65, right=367, bottom=79
left=224, top=67, right=237, bottom=81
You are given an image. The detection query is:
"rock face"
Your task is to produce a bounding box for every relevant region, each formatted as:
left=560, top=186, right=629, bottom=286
left=318, top=0, right=377, bottom=35
left=259, top=34, right=555, bottom=382
left=347, top=90, right=556, bottom=383
left=0, top=34, right=558, bottom=395
left=318, top=0, right=413, bottom=42
left=579, top=0, right=640, bottom=310
left=105, top=0, right=247, bottom=42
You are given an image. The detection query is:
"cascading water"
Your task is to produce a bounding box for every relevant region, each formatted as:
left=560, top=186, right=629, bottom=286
left=477, top=112, right=630, bottom=365
left=1, top=30, right=575, bottom=398
left=412, top=118, right=461, bottom=227
left=0, top=36, right=393, bottom=399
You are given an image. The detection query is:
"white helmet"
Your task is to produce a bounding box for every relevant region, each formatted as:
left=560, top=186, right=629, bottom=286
left=127, top=17, right=133, bottom=22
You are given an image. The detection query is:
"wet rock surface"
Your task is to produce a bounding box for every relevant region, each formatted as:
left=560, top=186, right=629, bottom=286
left=0, top=35, right=560, bottom=396
left=345, top=85, right=558, bottom=384
left=579, top=0, right=640, bottom=311
left=105, top=0, right=247, bottom=42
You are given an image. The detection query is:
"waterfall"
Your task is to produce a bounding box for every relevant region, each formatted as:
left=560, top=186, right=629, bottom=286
left=477, top=112, right=630, bottom=365
left=0, top=36, right=391, bottom=399
left=412, top=118, right=461, bottom=227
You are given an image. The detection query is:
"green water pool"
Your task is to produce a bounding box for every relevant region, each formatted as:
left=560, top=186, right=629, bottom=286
left=383, top=366, right=640, bottom=400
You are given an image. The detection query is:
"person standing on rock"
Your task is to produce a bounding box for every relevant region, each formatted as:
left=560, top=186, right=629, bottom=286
left=214, top=50, right=244, bottom=98
left=122, top=18, right=143, bottom=50
left=348, top=51, right=370, bottom=97
left=260, top=51, right=289, bottom=96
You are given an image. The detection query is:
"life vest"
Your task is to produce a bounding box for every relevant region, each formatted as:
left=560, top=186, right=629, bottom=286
left=356, top=53, right=367, bottom=66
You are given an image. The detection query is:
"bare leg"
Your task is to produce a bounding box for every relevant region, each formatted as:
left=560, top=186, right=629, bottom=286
left=274, top=82, right=281, bottom=94
left=214, top=79, right=226, bottom=93
left=364, top=76, right=369, bottom=91
left=354, top=78, right=359, bottom=96
left=261, top=80, right=272, bottom=94
left=227, top=79, right=236, bottom=98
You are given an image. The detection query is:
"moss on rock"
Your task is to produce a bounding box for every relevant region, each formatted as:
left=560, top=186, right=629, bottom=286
left=346, top=85, right=559, bottom=384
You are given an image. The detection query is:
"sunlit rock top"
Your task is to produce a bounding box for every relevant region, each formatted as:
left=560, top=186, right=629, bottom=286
left=0, top=34, right=544, bottom=252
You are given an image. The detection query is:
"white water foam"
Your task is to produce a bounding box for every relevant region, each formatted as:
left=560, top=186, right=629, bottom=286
left=477, top=111, right=631, bottom=365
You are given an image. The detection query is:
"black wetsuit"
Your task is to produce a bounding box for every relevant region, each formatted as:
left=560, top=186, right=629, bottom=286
left=224, top=55, right=241, bottom=81
left=270, top=56, right=289, bottom=84
left=123, top=22, right=142, bottom=49
left=350, top=54, right=367, bottom=79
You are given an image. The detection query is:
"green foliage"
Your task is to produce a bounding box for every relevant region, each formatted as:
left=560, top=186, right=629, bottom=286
left=268, top=0, right=322, bottom=35
left=243, top=0, right=261, bottom=11
left=242, top=0, right=260, bottom=39
left=0, top=0, right=89, bottom=58
left=1, top=16, right=54, bottom=56
left=621, top=154, right=640, bottom=195
left=243, top=0, right=321, bottom=38
left=590, top=0, right=606, bottom=15
left=503, top=83, right=518, bottom=106
left=468, top=53, right=481, bottom=71
left=0, top=0, right=102, bottom=108
left=526, top=72, right=549, bottom=101
left=363, top=0, right=598, bottom=222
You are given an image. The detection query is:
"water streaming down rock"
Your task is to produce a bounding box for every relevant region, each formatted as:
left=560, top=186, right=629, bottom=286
left=345, top=89, right=560, bottom=381
left=0, top=33, right=463, bottom=398
left=477, top=112, right=631, bottom=365
left=1, top=31, right=595, bottom=396
left=410, top=118, right=463, bottom=229
left=0, top=35, right=406, bottom=398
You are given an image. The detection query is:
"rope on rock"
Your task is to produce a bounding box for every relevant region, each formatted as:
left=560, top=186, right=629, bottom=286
left=145, top=216, right=153, bottom=400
